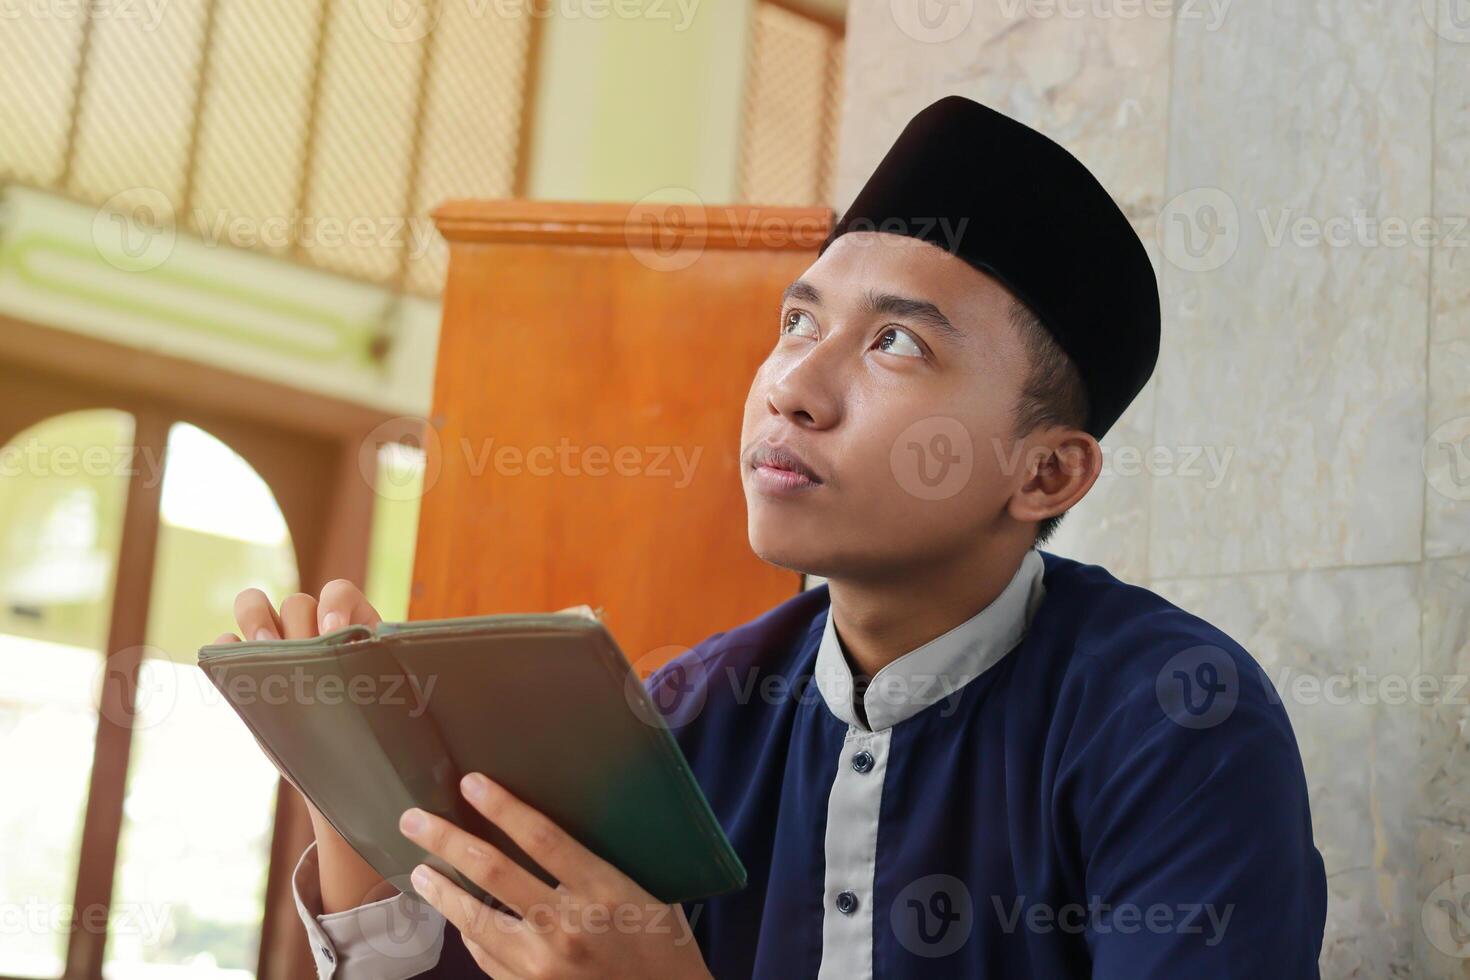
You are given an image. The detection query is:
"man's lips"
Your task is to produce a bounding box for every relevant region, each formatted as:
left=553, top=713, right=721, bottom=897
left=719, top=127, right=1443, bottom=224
left=748, top=442, right=824, bottom=489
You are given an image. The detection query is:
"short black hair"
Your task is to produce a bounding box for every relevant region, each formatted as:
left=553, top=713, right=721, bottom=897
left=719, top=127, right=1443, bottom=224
left=1007, top=296, right=1090, bottom=546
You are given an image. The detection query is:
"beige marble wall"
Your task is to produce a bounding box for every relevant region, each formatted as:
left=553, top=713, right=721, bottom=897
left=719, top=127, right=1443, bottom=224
left=838, top=1, right=1469, bottom=974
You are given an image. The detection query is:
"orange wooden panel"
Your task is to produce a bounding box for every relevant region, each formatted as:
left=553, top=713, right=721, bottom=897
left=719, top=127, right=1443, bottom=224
left=411, top=200, right=832, bottom=673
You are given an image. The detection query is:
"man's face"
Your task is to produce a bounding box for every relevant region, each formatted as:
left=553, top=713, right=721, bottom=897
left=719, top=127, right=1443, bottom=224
left=740, top=231, right=1035, bottom=581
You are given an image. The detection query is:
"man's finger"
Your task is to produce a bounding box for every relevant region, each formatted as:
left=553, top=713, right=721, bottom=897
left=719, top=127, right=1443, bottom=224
left=317, top=579, right=381, bottom=634
left=409, top=864, right=535, bottom=973
left=399, top=808, right=558, bottom=919
left=213, top=633, right=240, bottom=645
left=233, top=588, right=284, bottom=642
left=463, top=934, right=525, bottom=980
left=279, top=593, right=319, bottom=639
left=458, top=773, right=630, bottom=898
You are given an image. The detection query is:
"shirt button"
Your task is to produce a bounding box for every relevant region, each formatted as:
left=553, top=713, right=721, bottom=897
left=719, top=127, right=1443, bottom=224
left=851, top=750, right=874, bottom=773
left=836, top=890, right=859, bottom=915
left=320, top=945, right=334, bottom=962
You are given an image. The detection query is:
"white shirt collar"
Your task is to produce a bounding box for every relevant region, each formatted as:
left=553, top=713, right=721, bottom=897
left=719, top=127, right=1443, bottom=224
left=813, top=547, right=1047, bottom=732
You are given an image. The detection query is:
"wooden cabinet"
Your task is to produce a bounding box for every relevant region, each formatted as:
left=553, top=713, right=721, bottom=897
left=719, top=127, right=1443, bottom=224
left=410, top=200, right=832, bottom=672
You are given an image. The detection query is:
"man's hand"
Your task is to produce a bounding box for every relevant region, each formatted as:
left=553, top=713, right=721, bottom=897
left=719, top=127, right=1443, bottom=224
left=216, top=579, right=396, bottom=912
left=399, top=773, right=712, bottom=980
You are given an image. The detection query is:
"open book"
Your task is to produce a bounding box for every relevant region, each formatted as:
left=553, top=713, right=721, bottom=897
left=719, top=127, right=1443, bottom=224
left=196, top=608, right=745, bottom=906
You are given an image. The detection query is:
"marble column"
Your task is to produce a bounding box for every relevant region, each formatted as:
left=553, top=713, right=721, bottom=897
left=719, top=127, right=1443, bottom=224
left=838, top=0, right=1469, bottom=973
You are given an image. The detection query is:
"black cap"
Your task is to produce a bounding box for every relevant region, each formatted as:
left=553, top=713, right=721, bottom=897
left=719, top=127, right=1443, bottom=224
left=822, top=95, right=1160, bottom=440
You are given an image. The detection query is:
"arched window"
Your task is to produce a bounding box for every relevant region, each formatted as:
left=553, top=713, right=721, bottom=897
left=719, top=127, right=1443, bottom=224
left=0, top=410, right=135, bottom=978
left=0, top=249, right=423, bottom=979
left=105, top=422, right=298, bottom=976
left=0, top=415, right=300, bottom=978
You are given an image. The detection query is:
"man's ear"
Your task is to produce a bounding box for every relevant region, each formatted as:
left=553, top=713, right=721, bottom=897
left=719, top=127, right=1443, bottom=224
left=1007, top=428, right=1102, bottom=524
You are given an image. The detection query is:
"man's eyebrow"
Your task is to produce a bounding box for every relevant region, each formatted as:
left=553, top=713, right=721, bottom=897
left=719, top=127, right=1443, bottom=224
left=781, top=279, right=822, bottom=305
left=864, top=289, right=964, bottom=343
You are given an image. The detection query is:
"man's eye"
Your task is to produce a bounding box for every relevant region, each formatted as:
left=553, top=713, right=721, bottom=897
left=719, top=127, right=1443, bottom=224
left=780, top=309, right=818, bottom=338
left=876, top=326, right=924, bottom=358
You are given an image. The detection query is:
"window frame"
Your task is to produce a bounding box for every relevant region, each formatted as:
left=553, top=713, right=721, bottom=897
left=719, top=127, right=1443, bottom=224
left=737, top=0, right=847, bottom=207
left=0, top=314, right=418, bottom=980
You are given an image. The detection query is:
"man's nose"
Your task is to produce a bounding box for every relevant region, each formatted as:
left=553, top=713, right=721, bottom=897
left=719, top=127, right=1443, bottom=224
left=766, top=347, right=842, bottom=430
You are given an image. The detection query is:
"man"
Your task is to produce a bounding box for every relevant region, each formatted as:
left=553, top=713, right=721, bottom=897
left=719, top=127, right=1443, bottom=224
left=227, top=95, right=1327, bottom=977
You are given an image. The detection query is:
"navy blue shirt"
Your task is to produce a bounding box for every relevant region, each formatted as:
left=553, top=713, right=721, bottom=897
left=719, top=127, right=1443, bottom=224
left=646, top=548, right=1327, bottom=978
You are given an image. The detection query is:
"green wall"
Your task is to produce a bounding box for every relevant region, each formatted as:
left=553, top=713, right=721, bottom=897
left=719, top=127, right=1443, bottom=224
left=525, top=3, right=755, bottom=203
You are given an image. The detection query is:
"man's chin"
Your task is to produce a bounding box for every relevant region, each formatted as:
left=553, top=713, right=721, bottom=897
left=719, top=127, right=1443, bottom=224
left=749, top=519, right=962, bottom=585
left=746, top=521, right=828, bottom=578
left=746, top=526, right=874, bottom=583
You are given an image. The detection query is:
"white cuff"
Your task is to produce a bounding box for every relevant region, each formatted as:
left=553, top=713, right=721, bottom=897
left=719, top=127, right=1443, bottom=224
left=292, top=842, right=446, bottom=980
